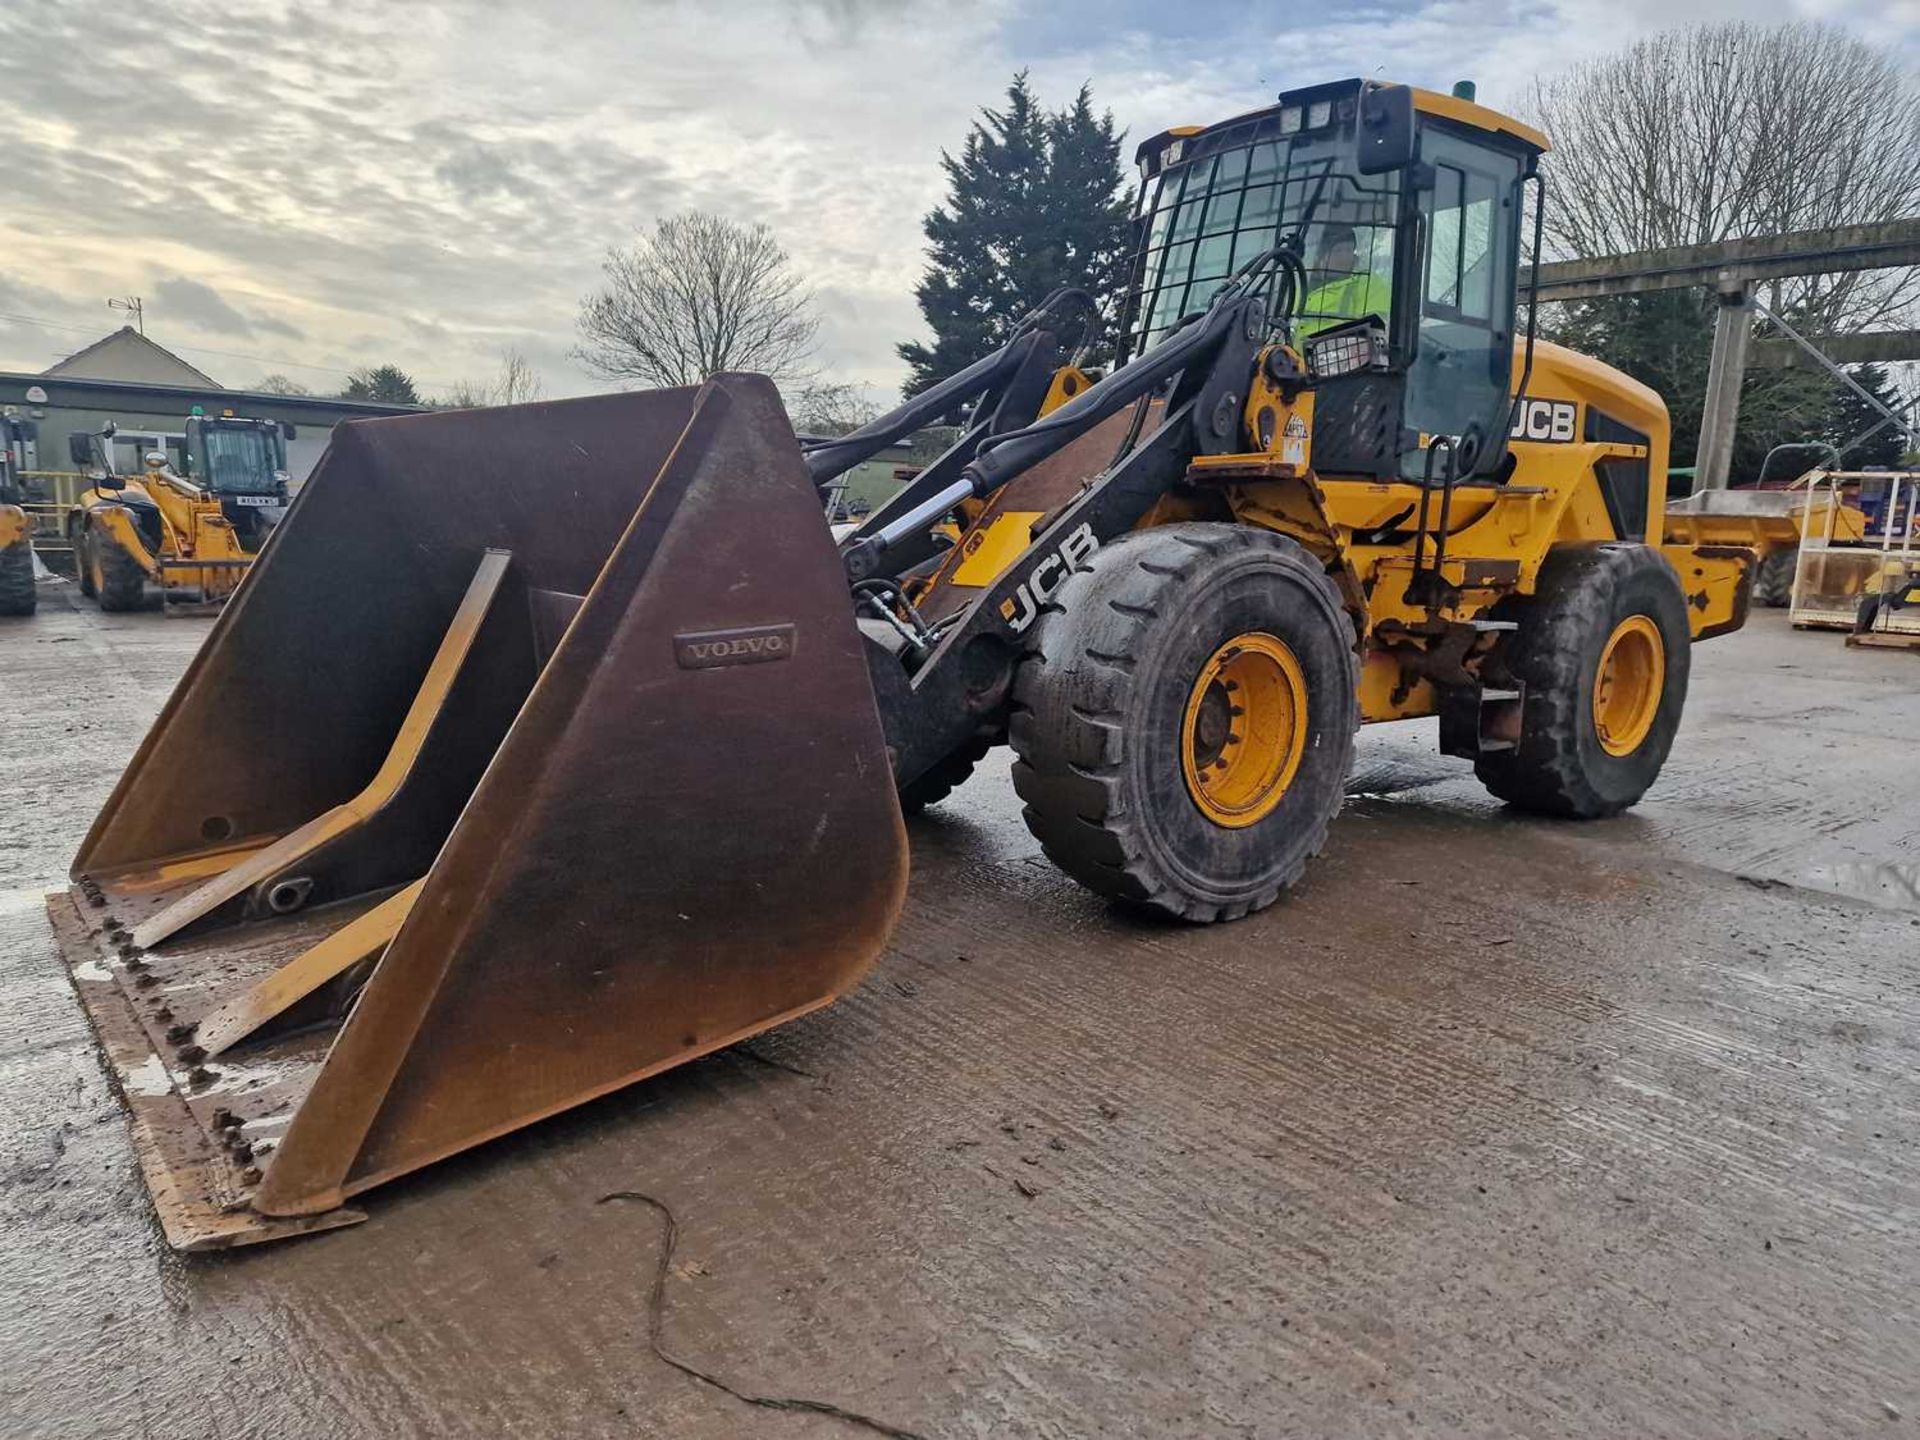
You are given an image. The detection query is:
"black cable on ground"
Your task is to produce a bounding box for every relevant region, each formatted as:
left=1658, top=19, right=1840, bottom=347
left=596, top=1190, right=929, bottom=1440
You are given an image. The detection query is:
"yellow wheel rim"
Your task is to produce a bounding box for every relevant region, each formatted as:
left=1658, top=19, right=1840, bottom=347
left=1181, top=632, right=1309, bottom=828
left=1592, top=615, right=1665, bottom=757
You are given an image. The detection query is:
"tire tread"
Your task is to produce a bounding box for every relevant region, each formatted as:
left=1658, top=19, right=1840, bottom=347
left=0, top=540, right=34, bottom=617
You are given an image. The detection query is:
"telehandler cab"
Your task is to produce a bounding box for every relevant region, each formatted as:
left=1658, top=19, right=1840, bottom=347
left=53, top=79, right=1750, bottom=1247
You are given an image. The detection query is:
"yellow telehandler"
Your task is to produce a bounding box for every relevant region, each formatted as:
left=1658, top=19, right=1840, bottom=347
left=52, top=79, right=1751, bottom=1248
left=65, top=419, right=263, bottom=611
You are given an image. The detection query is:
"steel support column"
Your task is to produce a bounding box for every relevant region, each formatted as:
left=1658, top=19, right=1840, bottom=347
left=1693, top=286, right=1751, bottom=492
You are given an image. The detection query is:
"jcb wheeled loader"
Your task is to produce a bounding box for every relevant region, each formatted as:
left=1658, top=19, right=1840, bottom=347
left=66, top=422, right=255, bottom=611
left=53, top=79, right=1751, bottom=1248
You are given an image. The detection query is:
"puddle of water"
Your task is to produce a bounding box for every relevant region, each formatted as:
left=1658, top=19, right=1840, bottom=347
left=1800, top=863, right=1920, bottom=913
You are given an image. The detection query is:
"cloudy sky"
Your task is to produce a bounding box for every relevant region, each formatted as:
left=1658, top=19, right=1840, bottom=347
left=0, top=0, right=1910, bottom=402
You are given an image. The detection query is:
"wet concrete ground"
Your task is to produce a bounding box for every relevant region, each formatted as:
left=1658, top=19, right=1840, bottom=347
left=2, top=580, right=1917, bottom=1438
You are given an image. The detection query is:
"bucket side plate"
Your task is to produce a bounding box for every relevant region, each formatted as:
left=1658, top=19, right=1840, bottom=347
left=258, top=373, right=911, bottom=1214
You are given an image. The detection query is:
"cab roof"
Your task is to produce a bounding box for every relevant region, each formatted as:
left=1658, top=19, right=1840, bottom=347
left=1135, top=78, right=1549, bottom=168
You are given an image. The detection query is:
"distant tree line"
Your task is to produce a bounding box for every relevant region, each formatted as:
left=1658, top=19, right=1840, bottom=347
left=1534, top=21, right=1920, bottom=478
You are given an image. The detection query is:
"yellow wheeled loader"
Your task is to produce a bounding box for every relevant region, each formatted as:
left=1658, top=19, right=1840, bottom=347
left=0, top=496, right=33, bottom=618
left=0, top=422, right=35, bottom=616
left=53, top=78, right=1751, bottom=1248
left=66, top=424, right=254, bottom=611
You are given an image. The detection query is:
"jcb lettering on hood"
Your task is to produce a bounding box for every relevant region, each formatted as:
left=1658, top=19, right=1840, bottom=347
left=1510, top=398, right=1577, bottom=443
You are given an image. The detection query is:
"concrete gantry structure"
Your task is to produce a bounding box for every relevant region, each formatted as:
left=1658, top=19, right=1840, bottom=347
left=1528, top=220, right=1920, bottom=490
left=1749, top=329, right=1920, bottom=371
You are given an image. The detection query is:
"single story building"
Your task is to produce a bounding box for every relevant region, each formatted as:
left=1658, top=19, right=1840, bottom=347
left=0, top=327, right=420, bottom=493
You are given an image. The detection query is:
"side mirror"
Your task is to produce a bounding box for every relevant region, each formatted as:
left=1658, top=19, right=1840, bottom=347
left=1356, top=83, right=1416, bottom=175
left=281, top=421, right=297, bottom=440
left=68, top=433, right=92, bottom=466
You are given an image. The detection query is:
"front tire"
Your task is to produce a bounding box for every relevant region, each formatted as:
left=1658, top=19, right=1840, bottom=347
left=95, top=529, right=148, bottom=612
left=1010, top=523, right=1359, bottom=923
left=0, top=539, right=34, bottom=617
left=1475, top=543, right=1690, bottom=818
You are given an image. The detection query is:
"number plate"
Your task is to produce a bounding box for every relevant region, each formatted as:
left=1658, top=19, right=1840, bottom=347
left=231, top=496, right=283, bottom=509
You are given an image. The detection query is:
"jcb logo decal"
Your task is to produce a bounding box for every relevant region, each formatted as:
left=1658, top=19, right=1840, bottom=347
left=999, top=523, right=1099, bottom=634
left=1510, top=398, right=1577, bottom=443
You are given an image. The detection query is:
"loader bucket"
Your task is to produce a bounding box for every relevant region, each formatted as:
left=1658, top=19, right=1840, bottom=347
left=49, top=375, right=909, bottom=1249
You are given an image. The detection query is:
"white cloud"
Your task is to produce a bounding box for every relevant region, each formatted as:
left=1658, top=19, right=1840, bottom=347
left=0, top=0, right=1910, bottom=400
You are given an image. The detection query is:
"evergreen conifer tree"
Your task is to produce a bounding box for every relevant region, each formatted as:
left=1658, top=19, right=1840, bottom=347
left=899, top=74, right=1130, bottom=396
left=1825, top=363, right=1910, bottom=468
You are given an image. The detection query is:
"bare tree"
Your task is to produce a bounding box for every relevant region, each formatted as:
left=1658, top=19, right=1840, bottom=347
left=436, top=349, right=547, bottom=410
left=573, top=212, right=819, bottom=387
left=1533, top=22, right=1920, bottom=328
left=787, top=379, right=882, bottom=437
left=493, top=346, right=544, bottom=405
left=253, top=373, right=311, bottom=396
left=437, top=380, right=490, bottom=410
left=1531, top=22, right=1920, bottom=474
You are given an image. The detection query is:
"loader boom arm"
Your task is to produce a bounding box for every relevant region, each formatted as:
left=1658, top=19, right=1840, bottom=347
left=801, top=287, right=1100, bottom=491
left=840, top=258, right=1277, bottom=588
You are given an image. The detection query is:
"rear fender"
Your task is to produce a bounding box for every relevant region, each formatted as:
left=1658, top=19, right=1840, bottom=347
left=1660, top=542, right=1752, bottom=640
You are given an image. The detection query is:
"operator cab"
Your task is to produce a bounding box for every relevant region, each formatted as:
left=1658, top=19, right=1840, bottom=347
left=1125, top=79, right=1547, bottom=482
left=184, top=411, right=293, bottom=549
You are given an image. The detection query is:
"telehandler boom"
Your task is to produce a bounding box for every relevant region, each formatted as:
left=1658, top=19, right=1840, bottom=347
left=53, top=79, right=1750, bottom=1247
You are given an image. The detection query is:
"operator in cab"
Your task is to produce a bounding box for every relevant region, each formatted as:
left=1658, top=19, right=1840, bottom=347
left=1300, top=222, right=1391, bottom=336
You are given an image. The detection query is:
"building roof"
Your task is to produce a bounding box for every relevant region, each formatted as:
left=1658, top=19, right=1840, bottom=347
left=43, top=327, right=222, bottom=388
left=0, top=368, right=423, bottom=420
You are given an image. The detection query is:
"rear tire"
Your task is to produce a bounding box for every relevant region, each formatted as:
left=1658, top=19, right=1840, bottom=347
left=73, top=521, right=97, bottom=598
left=95, top=530, right=148, bottom=612
left=0, top=541, right=34, bottom=617
left=1752, top=546, right=1795, bottom=608
left=1475, top=543, right=1690, bottom=818
left=1010, top=523, right=1359, bottom=923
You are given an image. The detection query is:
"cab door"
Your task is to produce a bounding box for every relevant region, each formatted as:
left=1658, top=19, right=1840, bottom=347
left=1403, top=124, right=1524, bottom=476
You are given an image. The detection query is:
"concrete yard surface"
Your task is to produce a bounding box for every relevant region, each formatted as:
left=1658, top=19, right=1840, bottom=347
left=2, top=582, right=1917, bottom=1439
